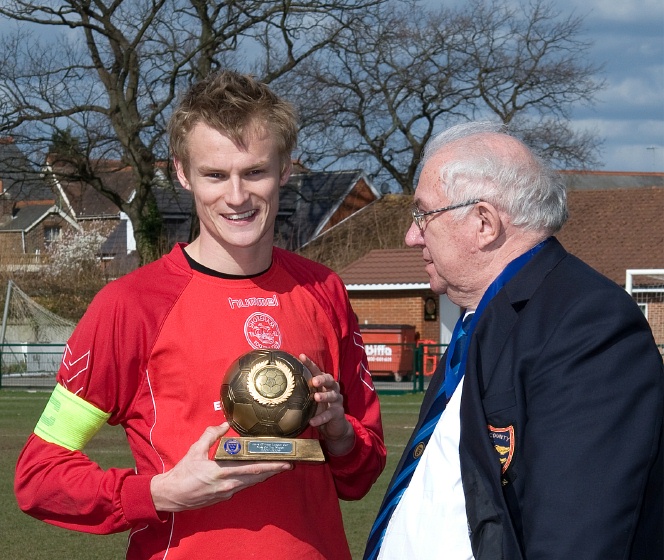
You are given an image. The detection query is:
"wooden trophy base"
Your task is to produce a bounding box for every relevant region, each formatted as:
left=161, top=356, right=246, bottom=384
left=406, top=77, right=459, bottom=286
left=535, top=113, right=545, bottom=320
left=215, top=436, right=325, bottom=462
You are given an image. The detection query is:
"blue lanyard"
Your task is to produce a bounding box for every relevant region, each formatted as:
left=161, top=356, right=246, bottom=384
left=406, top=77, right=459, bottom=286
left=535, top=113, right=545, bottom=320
left=444, top=238, right=550, bottom=380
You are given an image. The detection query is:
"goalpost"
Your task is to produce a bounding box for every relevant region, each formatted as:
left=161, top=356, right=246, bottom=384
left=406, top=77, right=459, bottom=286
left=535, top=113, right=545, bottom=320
left=0, top=280, right=76, bottom=387
left=625, top=269, right=664, bottom=353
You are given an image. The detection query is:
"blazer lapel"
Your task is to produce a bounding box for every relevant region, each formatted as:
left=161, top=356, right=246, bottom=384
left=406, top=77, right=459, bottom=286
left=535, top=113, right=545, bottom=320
left=471, top=238, right=569, bottom=389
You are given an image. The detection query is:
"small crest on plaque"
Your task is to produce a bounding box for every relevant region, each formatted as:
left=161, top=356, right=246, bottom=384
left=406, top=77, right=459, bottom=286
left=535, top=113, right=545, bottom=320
left=223, top=439, right=242, bottom=456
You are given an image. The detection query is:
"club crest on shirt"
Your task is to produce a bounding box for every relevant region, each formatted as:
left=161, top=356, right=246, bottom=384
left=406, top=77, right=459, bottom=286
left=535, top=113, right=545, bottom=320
left=488, top=424, right=514, bottom=475
left=244, top=312, right=282, bottom=349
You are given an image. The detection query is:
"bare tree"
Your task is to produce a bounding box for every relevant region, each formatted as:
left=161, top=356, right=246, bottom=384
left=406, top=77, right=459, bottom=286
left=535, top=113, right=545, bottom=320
left=0, top=0, right=384, bottom=264
left=289, top=0, right=604, bottom=194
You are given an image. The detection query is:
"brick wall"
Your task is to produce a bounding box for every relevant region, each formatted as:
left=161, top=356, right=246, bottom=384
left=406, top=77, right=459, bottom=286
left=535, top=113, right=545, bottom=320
left=349, top=289, right=440, bottom=342
left=0, top=231, right=24, bottom=254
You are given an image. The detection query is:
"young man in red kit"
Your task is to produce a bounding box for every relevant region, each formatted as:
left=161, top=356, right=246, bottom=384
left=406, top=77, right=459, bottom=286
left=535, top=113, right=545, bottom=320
left=15, top=70, right=386, bottom=560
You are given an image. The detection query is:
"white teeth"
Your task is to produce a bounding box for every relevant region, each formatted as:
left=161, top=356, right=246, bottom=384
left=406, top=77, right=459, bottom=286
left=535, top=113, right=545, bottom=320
left=226, top=210, right=255, bottom=220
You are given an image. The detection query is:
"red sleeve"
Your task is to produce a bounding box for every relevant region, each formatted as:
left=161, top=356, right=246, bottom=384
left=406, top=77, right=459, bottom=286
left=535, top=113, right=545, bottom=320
left=14, top=253, right=187, bottom=533
left=323, top=280, right=386, bottom=500
left=15, top=434, right=162, bottom=533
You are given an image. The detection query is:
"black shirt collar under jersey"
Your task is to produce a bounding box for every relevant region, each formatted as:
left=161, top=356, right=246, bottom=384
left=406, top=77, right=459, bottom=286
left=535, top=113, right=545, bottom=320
left=181, top=245, right=271, bottom=280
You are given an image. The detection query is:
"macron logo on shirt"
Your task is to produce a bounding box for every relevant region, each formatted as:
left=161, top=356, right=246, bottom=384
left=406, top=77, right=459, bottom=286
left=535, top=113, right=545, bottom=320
left=228, top=294, right=280, bottom=309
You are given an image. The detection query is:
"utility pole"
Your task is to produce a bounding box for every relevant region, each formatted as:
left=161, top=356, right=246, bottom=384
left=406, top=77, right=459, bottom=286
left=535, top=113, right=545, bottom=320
left=646, top=146, right=657, bottom=171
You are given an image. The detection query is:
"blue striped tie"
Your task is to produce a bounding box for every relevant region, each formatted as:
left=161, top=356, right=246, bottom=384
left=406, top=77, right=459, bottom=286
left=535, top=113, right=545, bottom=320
left=363, top=313, right=473, bottom=560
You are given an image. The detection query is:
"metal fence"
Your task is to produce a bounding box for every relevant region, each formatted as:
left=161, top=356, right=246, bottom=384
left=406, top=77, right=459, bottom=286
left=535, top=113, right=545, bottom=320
left=0, top=342, right=446, bottom=393
left=0, top=343, right=64, bottom=389
left=2, top=342, right=662, bottom=392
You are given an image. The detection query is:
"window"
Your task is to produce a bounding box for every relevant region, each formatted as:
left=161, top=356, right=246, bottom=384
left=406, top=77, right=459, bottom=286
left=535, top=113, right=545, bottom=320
left=44, top=226, right=61, bottom=245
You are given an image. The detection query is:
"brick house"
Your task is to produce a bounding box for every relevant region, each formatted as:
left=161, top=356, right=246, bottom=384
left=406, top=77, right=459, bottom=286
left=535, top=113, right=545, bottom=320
left=0, top=138, right=81, bottom=265
left=45, top=158, right=195, bottom=265
left=339, top=249, right=441, bottom=343
left=0, top=202, right=80, bottom=260
left=300, top=172, right=664, bottom=352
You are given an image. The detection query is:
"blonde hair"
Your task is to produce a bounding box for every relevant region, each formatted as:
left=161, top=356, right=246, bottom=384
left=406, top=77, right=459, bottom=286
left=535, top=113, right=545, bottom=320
left=169, top=70, right=297, bottom=175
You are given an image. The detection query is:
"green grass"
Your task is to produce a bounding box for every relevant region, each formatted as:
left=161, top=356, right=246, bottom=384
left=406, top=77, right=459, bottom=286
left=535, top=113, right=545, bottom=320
left=1, top=390, right=422, bottom=559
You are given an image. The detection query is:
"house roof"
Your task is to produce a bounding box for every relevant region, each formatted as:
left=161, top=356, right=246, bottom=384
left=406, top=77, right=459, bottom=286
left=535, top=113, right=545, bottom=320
left=46, top=160, right=193, bottom=230
left=0, top=204, right=51, bottom=231
left=100, top=220, right=128, bottom=255
left=0, top=203, right=79, bottom=232
left=275, top=169, right=379, bottom=251
left=47, top=159, right=135, bottom=219
left=156, top=179, right=192, bottom=217
left=556, top=187, right=663, bottom=284
left=561, top=170, right=664, bottom=191
left=0, top=139, right=54, bottom=202
left=339, top=249, right=430, bottom=288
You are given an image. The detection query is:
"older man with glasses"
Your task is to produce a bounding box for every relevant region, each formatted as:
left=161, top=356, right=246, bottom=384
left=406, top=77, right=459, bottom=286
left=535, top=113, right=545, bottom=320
left=365, top=121, right=663, bottom=560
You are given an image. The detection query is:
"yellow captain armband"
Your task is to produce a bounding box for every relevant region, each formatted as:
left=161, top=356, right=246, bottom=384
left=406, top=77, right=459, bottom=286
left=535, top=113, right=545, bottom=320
left=34, top=384, right=111, bottom=451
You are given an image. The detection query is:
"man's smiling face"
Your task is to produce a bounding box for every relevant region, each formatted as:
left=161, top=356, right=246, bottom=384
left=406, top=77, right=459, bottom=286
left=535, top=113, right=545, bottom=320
left=174, top=121, right=290, bottom=270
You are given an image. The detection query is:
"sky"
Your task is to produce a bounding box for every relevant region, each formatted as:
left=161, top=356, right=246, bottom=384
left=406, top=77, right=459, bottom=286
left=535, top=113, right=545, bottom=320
left=559, top=0, right=664, bottom=172
left=1, top=0, right=662, bottom=172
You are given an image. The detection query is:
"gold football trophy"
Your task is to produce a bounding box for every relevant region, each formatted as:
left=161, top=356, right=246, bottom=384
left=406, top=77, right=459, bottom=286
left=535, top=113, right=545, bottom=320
left=214, top=349, right=325, bottom=462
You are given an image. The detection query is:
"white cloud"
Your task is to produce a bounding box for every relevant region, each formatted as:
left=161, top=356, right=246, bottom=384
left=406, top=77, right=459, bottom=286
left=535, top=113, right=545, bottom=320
left=559, top=0, right=664, bottom=170
left=603, top=76, right=663, bottom=110
left=578, top=0, right=663, bottom=23
left=575, top=117, right=664, bottom=171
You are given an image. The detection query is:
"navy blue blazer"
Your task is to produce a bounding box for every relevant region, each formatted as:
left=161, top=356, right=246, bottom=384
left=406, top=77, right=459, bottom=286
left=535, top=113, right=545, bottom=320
left=380, top=238, right=663, bottom=559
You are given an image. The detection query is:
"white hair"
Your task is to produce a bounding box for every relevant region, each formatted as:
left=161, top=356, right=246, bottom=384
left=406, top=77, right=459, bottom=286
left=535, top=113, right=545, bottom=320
left=420, top=121, right=568, bottom=234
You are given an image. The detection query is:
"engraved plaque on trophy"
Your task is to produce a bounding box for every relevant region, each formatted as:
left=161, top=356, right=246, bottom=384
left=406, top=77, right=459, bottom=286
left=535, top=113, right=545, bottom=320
left=214, top=349, right=325, bottom=462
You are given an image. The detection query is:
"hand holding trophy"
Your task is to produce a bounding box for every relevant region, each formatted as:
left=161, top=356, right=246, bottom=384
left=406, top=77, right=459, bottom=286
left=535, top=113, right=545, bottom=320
left=215, top=349, right=325, bottom=462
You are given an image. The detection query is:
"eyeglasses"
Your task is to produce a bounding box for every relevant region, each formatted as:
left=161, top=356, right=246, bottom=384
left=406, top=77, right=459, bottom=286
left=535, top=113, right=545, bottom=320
left=411, top=199, right=481, bottom=231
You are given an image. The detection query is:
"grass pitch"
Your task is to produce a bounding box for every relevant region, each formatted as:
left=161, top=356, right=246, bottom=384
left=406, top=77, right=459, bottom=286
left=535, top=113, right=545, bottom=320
left=1, top=390, right=422, bottom=559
